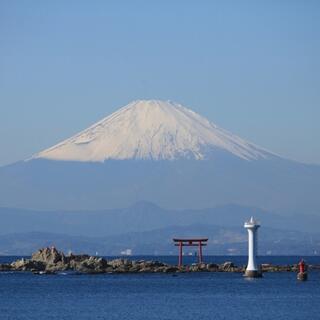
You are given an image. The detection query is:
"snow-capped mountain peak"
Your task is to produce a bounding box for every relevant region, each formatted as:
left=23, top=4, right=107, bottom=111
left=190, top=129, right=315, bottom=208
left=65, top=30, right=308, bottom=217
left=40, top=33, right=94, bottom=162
left=34, top=100, right=274, bottom=162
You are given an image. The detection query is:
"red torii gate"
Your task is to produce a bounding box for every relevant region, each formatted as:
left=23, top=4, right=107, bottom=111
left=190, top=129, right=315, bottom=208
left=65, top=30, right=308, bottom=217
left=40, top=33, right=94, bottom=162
left=173, top=238, right=208, bottom=267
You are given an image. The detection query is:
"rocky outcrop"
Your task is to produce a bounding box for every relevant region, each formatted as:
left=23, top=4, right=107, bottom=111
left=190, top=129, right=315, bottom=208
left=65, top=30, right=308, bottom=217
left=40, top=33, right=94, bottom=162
left=11, top=258, right=46, bottom=272
left=32, top=247, right=65, bottom=264
left=1, top=247, right=318, bottom=275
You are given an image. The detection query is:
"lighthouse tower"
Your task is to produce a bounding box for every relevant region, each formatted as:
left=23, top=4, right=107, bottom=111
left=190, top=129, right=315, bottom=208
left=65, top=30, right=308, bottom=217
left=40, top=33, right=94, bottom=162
left=244, top=217, right=262, bottom=278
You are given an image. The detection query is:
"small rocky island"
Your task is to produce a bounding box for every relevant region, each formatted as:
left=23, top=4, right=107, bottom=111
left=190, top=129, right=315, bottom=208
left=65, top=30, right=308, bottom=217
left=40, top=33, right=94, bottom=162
left=0, top=247, right=318, bottom=275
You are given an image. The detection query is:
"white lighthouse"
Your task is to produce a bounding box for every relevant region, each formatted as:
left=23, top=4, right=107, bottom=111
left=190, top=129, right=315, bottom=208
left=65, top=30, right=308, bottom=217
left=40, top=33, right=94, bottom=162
left=244, top=217, right=262, bottom=278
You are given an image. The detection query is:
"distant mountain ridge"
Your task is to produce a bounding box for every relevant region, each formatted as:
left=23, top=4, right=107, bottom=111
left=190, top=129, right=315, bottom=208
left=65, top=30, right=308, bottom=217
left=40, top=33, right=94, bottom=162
left=1, top=202, right=320, bottom=255
left=0, top=202, right=320, bottom=236
left=0, top=225, right=319, bottom=256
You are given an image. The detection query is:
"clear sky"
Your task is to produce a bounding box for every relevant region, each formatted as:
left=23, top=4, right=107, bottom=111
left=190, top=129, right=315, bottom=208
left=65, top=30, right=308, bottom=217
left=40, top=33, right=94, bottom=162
left=1, top=0, right=319, bottom=166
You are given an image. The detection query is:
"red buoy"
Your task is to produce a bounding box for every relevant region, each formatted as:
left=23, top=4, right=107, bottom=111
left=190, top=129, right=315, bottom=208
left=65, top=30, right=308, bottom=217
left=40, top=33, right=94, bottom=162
left=299, top=260, right=305, bottom=273
left=297, top=259, right=308, bottom=281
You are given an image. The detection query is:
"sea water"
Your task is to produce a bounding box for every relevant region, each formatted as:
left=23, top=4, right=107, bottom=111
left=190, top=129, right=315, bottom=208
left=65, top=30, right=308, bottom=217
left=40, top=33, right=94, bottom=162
left=0, top=256, right=319, bottom=320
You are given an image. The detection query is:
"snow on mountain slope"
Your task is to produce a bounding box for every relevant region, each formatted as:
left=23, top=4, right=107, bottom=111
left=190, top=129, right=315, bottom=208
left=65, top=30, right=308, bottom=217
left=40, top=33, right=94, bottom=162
left=33, top=100, right=274, bottom=162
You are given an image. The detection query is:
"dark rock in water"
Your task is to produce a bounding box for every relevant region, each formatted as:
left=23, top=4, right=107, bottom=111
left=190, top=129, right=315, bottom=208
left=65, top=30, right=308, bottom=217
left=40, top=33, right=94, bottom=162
left=0, top=263, right=12, bottom=271
left=207, top=263, right=219, bottom=271
left=163, top=266, right=179, bottom=273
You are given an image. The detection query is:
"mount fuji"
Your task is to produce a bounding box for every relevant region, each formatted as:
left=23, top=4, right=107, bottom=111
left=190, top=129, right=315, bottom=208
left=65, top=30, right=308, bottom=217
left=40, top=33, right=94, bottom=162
left=0, top=100, right=319, bottom=214
left=33, top=100, right=275, bottom=162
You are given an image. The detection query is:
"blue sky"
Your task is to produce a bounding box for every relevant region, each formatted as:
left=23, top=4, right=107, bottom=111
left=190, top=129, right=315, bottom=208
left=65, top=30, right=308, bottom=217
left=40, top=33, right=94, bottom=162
left=0, top=0, right=319, bottom=166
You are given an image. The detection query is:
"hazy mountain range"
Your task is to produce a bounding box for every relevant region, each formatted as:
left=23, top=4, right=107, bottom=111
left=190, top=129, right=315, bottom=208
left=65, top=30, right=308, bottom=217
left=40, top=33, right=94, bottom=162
left=0, top=202, right=319, bottom=255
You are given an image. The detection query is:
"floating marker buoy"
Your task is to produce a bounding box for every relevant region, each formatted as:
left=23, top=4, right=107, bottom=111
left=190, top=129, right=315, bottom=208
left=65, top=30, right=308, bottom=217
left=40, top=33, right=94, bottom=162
left=297, top=259, right=308, bottom=281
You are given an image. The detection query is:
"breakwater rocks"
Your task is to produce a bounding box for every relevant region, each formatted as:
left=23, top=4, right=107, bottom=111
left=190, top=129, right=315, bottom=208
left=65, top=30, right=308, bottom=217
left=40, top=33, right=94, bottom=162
left=0, top=247, right=319, bottom=274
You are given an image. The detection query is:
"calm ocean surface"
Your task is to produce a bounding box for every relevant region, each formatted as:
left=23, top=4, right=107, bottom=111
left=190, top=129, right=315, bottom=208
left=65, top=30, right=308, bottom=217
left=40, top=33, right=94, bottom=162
left=1, top=256, right=320, bottom=320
